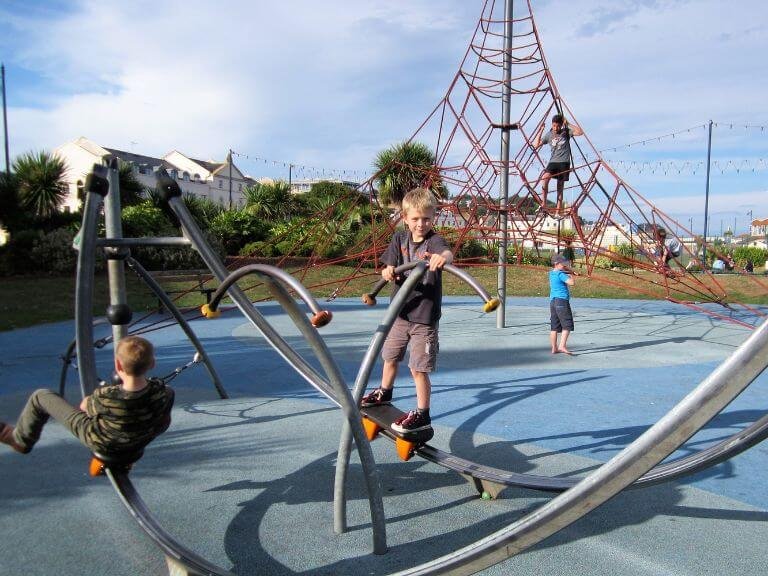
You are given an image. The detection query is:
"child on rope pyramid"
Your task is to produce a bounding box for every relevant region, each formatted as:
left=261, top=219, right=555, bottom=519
left=1, top=336, right=174, bottom=460
left=361, top=187, right=454, bottom=434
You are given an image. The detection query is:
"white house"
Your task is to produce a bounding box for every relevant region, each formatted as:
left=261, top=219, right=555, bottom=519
left=750, top=218, right=768, bottom=238
left=54, top=137, right=254, bottom=212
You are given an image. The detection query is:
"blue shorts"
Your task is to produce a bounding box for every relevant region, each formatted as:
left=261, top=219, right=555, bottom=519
left=550, top=298, right=574, bottom=332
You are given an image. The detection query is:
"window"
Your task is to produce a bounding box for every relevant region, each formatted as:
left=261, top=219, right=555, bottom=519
left=238, top=183, right=242, bottom=191
left=194, top=174, right=201, bottom=182
left=183, top=172, right=190, bottom=181
left=170, top=169, right=178, bottom=179
left=218, top=179, right=223, bottom=188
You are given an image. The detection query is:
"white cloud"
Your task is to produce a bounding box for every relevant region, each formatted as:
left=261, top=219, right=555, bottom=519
left=3, top=0, right=766, bottom=230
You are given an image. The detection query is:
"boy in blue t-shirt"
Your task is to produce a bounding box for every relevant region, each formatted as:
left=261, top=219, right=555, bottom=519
left=549, top=254, right=575, bottom=355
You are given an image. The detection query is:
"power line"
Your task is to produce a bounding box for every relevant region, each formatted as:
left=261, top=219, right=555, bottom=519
left=231, top=149, right=371, bottom=182
left=594, top=120, right=768, bottom=155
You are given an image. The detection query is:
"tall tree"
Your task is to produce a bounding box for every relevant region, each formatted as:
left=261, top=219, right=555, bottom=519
left=117, top=162, right=147, bottom=207
left=373, top=141, right=446, bottom=207
left=243, top=180, right=295, bottom=222
left=13, top=151, right=68, bottom=219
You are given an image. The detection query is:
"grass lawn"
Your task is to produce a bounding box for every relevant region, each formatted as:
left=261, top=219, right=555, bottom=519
left=1, top=264, right=766, bottom=332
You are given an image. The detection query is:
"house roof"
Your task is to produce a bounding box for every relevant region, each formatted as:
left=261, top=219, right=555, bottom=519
left=191, top=158, right=226, bottom=174
left=105, top=147, right=167, bottom=168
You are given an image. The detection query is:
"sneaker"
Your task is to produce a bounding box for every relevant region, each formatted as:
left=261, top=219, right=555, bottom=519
left=0, top=422, right=30, bottom=454
left=360, top=387, right=392, bottom=407
left=391, top=410, right=432, bottom=434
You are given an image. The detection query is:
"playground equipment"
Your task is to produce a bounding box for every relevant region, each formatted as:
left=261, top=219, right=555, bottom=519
left=61, top=1, right=768, bottom=574
left=69, top=160, right=768, bottom=576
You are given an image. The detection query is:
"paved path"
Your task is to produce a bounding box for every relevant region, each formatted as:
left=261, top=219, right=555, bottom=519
left=1, top=297, right=766, bottom=575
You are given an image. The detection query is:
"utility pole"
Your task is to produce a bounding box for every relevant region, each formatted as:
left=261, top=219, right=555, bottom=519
left=227, top=148, right=233, bottom=210
left=702, top=120, right=713, bottom=265
left=289, top=163, right=293, bottom=187
left=1, top=63, right=9, bottom=175
left=747, top=210, right=753, bottom=236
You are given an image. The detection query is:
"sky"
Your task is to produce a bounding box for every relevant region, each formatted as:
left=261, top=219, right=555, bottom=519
left=1, top=0, right=766, bottom=235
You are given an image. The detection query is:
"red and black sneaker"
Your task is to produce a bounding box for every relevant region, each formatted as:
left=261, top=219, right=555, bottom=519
left=360, top=387, right=393, bottom=407
left=391, top=410, right=432, bottom=434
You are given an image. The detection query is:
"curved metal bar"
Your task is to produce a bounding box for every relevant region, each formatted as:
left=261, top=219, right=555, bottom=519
left=391, top=317, right=768, bottom=576
left=164, top=193, right=331, bottom=399
left=261, top=274, right=387, bottom=554
left=334, top=263, right=428, bottom=535
left=206, top=263, right=332, bottom=327
left=107, top=470, right=235, bottom=576
left=59, top=339, right=78, bottom=396
left=364, top=406, right=768, bottom=494
left=362, top=262, right=499, bottom=312
left=75, top=166, right=108, bottom=397
left=634, top=411, right=768, bottom=486
left=126, top=256, right=229, bottom=399
left=161, top=185, right=387, bottom=553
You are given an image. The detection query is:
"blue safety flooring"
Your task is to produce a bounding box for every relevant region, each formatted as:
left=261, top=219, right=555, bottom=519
left=1, top=297, right=766, bottom=575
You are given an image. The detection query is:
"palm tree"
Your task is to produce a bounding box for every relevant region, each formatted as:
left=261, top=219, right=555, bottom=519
left=13, top=151, right=68, bottom=219
left=243, top=180, right=295, bottom=222
left=373, top=141, right=446, bottom=207
left=117, top=162, right=147, bottom=206
left=183, top=193, right=224, bottom=227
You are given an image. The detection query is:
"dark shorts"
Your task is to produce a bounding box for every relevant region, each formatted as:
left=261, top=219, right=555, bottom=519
left=550, top=298, right=574, bottom=332
left=382, top=317, right=439, bottom=373
left=544, top=161, right=571, bottom=181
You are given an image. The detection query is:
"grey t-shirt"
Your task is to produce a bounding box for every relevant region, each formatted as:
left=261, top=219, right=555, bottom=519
left=541, top=127, right=574, bottom=163
left=381, top=229, right=450, bottom=325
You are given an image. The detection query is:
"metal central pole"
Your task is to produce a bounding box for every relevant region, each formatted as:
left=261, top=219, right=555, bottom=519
left=702, top=120, right=712, bottom=265
left=496, top=0, right=513, bottom=329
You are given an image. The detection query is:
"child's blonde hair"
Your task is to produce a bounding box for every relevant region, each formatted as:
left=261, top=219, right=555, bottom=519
left=401, top=187, right=437, bottom=216
left=116, top=336, right=155, bottom=376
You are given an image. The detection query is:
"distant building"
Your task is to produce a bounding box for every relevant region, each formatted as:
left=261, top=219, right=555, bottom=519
left=54, top=137, right=255, bottom=212
left=750, top=218, right=768, bottom=238
left=289, top=178, right=361, bottom=195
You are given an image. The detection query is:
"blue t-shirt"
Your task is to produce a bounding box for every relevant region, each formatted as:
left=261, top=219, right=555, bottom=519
left=549, top=269, right=570, bottom=300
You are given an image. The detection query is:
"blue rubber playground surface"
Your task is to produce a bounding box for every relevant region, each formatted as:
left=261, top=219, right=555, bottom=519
left=1, top=296, right=767, bottom=575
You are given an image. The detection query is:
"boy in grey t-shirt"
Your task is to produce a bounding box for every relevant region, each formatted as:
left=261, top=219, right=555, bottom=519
left=534, top=114, right=583, bottom=215
left=360, top=188, right=453, bottom=435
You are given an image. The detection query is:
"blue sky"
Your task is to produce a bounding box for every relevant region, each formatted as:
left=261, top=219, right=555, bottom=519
left=1, top=0, right=766, bottom=235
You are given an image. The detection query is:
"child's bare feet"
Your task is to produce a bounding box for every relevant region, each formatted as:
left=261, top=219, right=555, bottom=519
left=558, top=348, right=573, bottom=356
left=551, top=348, right=559, bottom=354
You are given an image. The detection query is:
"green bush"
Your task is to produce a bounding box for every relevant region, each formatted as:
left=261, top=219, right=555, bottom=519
left=733, top=246, right=767, bottom=267
left=239, top=241, right=275, bottom=258
left=209, top=210, right=269, bottom=255
left=0, top=229, right=43, bottom=275
left=30, top=228, right=79, bottom=274
left=131, top=232, right=226, bottom=271
left=122, top=202, right=176, bottom=237
left=456, top=238, right=487, bottom=259
left=609, top=243, right=635, bottom=270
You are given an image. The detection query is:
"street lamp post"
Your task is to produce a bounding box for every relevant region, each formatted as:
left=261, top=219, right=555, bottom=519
left=702, top=120, right=713, bottom=265
left=1, top=63, right=9, bottom=176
